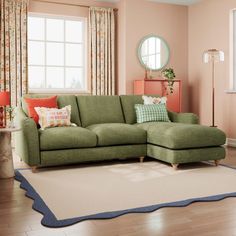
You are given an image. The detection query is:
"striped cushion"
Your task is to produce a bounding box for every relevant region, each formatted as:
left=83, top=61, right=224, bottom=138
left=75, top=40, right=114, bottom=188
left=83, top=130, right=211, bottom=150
left=34, top=105, right=73, bottom=130
left=135, top=104, right=170, bottom=124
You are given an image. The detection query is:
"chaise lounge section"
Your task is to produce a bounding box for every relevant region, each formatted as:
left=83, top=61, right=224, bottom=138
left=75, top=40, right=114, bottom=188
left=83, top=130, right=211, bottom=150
left=15, top=95, right=226, bottom=170
left=121, top=95, right=226, bottom=169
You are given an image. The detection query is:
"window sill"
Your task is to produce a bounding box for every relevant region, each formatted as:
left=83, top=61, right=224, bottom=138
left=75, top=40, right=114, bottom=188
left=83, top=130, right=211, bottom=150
left=225, top=90, right=236, bottom=94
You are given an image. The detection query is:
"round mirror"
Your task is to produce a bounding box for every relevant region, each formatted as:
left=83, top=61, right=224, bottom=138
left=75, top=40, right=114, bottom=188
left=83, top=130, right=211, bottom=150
left=137, top=35, right=170, bottom=71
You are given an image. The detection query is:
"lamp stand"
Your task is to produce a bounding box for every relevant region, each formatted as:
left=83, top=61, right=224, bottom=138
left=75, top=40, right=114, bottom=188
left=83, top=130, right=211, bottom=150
left=0, top=107, right=5, bottom=128
left=210, top=60, right=217, bottom=128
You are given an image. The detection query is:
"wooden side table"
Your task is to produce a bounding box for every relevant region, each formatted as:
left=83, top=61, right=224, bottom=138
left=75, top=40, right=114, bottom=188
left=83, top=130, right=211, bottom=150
left=0, top=127, right=21, bottom=178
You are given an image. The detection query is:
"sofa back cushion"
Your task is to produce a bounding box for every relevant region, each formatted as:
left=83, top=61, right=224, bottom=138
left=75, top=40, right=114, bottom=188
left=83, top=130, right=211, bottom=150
left=120, top=95, right=144, bottom=124
left=77, top=95, right=125, bottom=127
left=121, top=95, right=172, bottom=124
left=57, top=95, right=81, bottom=126
left=22, top=95, right=81, bottom=126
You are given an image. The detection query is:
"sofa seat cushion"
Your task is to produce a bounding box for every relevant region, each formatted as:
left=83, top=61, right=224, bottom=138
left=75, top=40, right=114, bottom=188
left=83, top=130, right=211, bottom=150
left=39, top=127, right=97, bottom=151
left=87, top=123, right=147, bottom=147
left=135, top=122, right=226, bottom=149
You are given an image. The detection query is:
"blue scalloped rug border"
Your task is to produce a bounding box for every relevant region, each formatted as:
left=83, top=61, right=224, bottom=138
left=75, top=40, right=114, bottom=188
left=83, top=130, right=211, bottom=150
left=14, top=164, right=236, bottom=228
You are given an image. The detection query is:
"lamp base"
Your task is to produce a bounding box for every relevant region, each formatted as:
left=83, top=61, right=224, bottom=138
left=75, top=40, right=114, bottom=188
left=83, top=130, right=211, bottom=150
left=210, top=125, right=217, bottom=128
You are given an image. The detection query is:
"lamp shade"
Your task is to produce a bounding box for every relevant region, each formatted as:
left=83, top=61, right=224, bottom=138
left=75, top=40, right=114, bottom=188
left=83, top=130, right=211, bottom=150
left=203, top=49, right=224, bottom=63
left=0, top=91, right=10, bottom=106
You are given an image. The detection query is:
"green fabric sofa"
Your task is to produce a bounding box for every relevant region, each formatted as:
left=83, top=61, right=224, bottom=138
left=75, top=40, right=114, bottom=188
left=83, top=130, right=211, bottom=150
left=15, top=95, right=226, bottom=170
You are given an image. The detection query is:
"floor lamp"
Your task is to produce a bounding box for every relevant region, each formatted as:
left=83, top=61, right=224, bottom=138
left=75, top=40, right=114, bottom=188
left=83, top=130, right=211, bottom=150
left=203, top=49, right=224, bottom=127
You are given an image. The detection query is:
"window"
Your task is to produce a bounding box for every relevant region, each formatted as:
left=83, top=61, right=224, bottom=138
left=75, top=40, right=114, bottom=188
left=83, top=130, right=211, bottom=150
left=28, top=14, right=87, bottom=93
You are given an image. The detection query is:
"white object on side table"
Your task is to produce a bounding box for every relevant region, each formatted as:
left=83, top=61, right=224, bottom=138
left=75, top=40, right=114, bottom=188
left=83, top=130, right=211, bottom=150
left=0, top=127, right=21, bottom=178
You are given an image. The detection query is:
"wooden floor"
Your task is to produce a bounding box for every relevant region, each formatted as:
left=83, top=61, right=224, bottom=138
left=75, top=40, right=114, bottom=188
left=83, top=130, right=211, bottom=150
left=1, top=147, right=236, bottom=236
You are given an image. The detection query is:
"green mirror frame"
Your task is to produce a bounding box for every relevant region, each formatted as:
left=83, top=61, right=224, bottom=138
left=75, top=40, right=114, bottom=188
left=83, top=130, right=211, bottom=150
left=137, top=34, right=170, bottom=71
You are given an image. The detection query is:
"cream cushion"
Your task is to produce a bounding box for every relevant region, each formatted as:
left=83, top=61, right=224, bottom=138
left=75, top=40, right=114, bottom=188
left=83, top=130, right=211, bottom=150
left=142, top=95, right=167, bottom=105
left=35, top=105, right=72, bottom=130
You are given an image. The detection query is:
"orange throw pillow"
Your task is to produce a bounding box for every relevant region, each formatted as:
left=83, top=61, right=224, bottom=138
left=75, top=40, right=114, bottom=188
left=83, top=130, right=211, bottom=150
left=24, top=96, right=58, bottom=124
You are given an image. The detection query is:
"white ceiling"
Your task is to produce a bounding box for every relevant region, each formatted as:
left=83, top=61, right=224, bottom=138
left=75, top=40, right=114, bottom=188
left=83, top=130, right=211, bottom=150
left=95, top=0, right=202, bottom=6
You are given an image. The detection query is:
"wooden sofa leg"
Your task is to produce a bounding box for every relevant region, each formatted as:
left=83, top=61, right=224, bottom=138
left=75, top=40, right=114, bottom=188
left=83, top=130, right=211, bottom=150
left=215, top=160, right=220, bottom=166
left=171, top=164, right=179, bottom=170
left=31, top=166, right=38, bottom=173
left=139, top=156, right=145, bottom=163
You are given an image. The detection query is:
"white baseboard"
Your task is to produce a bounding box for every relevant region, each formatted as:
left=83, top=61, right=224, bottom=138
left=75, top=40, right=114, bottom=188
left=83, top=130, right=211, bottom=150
left=226, top=138, right=236, bottom=147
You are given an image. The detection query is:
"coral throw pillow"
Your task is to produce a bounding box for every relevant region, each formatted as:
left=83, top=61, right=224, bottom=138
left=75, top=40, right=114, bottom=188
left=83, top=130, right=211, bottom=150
left=24, top=96, right=58, bottom=124
left=34, top=105, right=72, bottom=130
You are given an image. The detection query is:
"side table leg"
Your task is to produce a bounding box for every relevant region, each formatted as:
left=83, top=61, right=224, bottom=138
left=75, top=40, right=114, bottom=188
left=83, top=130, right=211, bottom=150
left=0, top=132, right=14, bottom=178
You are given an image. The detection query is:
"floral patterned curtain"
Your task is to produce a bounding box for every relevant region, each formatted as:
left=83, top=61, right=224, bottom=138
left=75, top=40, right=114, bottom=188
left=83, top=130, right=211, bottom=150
left=0, top=0, right=28, bottom=107
left=89, top=7, right=115, bottom=95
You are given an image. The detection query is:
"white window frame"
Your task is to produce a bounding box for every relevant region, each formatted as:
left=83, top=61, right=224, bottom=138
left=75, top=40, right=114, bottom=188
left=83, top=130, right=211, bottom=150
left=28, top=12, right=88, bottom=94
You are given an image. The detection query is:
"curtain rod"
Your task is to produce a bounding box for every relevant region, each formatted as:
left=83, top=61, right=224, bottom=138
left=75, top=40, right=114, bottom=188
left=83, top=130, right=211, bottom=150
left=31, top=0, right=118, bottom=11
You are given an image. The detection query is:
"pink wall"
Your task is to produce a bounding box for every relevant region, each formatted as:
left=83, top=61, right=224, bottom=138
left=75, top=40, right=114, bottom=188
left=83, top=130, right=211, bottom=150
left=29, top=0, right=189, bottom=111
left=118, top=0, right=189, bottom=111
left=188, top=0, right=236, bottom=138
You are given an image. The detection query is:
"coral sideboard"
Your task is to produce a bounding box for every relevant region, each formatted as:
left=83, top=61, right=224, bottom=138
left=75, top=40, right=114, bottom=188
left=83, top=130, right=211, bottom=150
left=134, top=79, right=182, bottom=113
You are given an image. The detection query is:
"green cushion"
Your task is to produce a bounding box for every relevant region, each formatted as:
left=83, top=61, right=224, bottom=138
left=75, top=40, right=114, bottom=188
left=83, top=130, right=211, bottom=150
left=120, top=95, right=162, bottom=124
left=87, top=123, right=146, bottom=146
left=120, top=95, right=144, bottom=124
left=147, top=144, right=225, bottom=164
left=134, top=122, right=160, bottom=130
left=39, top=127, right=97, bottom=150
left=135, top=104, right=170, bottom=123
left=77, top=96, right=125, bottom=127
left=57, top=96, right=81, bottom=126
left=22, top=95, right=81, bottom=126
left=136, top=122, right=226, bottom=149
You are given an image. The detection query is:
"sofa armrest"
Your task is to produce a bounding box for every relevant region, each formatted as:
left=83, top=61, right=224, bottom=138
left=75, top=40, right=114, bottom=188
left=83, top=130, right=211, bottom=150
left=14, top=107, right=40, bottom=166
left=168, top=111, right=199, bottom=124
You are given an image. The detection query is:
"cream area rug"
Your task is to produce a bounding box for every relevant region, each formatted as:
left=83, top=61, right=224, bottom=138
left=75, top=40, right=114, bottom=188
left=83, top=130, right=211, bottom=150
left=15, top=161, right=236, bottom=227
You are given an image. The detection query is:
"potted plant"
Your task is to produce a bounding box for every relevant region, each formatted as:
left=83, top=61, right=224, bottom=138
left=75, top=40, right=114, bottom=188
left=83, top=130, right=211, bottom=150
left=161, top=68, right=176, bottom=94
left=6, top=106, right=15, bottom=128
